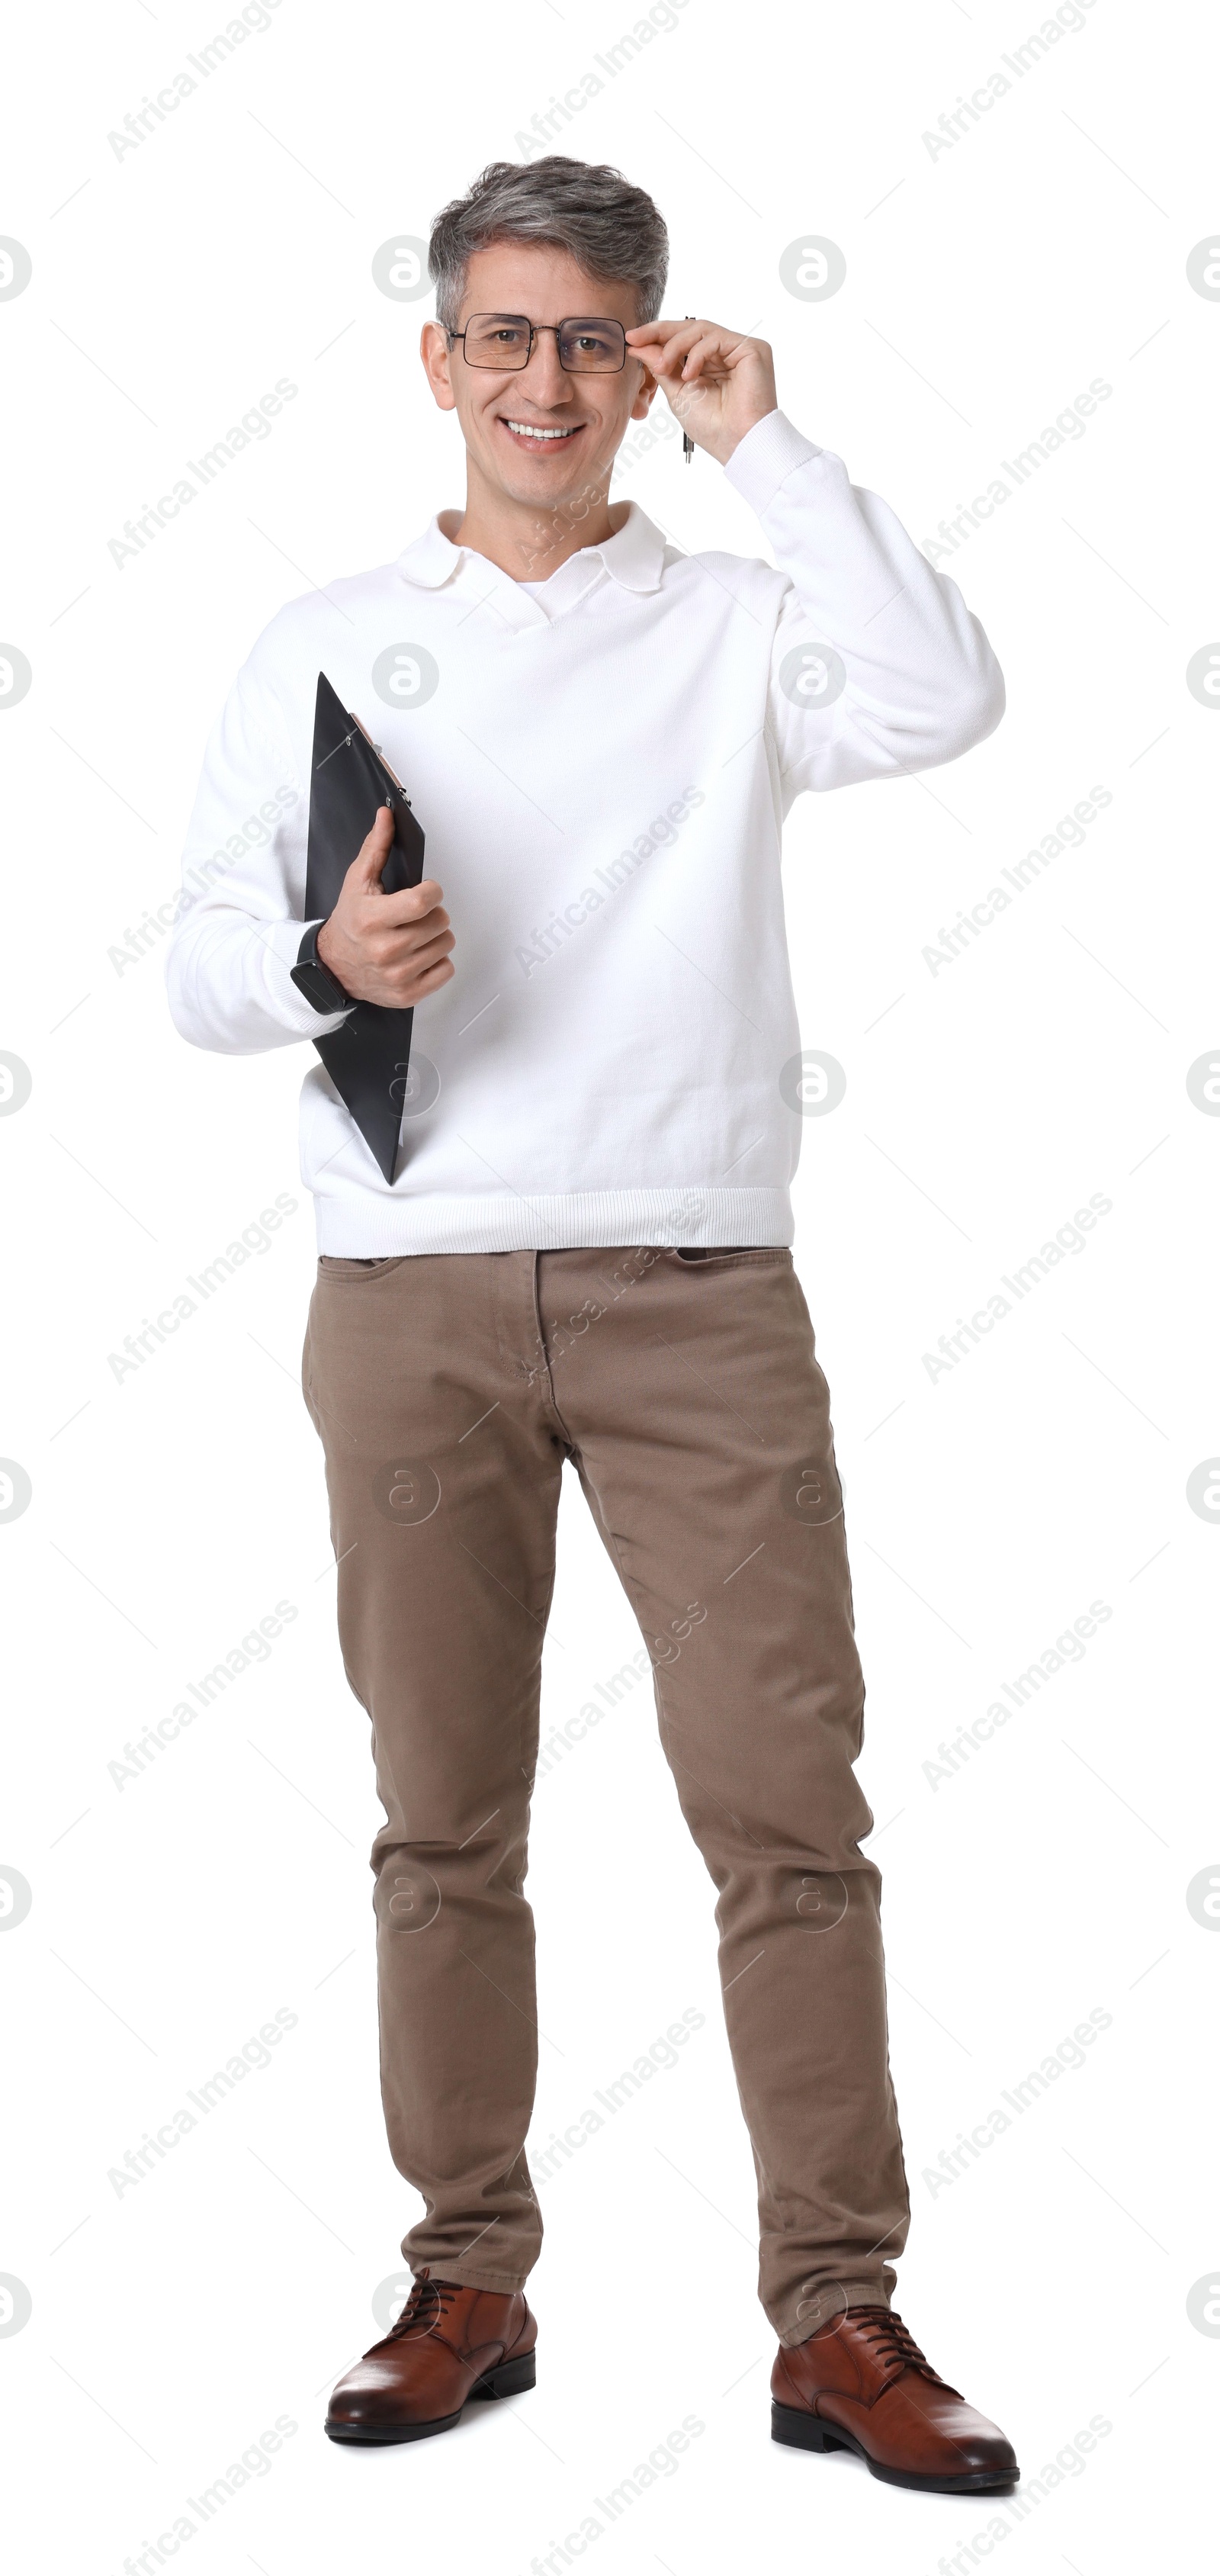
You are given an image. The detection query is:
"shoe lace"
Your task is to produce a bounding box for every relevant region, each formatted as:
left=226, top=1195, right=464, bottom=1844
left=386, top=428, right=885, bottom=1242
left=387, top=2275, right=463, bottom=2341
left=844, top=2307, right=955, bottom=2392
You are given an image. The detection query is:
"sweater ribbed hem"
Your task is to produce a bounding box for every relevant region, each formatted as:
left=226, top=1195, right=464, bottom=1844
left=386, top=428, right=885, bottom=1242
left=723, top=407, right=823, bottom=514
left=313, top=1185, right=795, bottom=1257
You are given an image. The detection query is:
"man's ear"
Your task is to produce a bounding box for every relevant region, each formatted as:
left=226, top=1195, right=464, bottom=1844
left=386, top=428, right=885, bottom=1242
left=629, top=363, right=659, bottom=425
left=420, top=321, right=458, bottom=413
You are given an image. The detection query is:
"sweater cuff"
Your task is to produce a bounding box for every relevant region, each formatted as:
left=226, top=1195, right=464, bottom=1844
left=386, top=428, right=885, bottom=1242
left=259, top=915, right=352, bottom=1037
left=723, top=409, right=824, bottom=513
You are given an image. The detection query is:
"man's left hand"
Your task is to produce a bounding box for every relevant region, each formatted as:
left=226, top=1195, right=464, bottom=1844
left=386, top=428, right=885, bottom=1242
left=624, top=318, right=778, bottom=465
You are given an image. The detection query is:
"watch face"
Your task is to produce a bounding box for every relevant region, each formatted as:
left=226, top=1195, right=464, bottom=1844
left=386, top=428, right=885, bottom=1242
left=293, top=955, right=345, bottom=1012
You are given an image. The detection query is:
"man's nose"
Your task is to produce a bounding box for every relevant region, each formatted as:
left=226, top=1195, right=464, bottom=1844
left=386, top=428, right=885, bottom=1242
left=521, top=330, right=573, bottom=400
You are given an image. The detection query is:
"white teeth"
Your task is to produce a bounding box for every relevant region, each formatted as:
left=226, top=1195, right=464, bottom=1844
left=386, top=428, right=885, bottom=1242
left=503, top=421, right=577, bottom=440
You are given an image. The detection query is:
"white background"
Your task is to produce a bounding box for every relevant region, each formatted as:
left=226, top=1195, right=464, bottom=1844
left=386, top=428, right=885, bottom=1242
left=2, top=1, right=1217, bottom=2568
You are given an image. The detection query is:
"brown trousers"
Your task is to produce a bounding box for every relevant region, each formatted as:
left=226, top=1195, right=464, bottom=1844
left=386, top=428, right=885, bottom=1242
left=301, top=1245, right=910, bottom=2343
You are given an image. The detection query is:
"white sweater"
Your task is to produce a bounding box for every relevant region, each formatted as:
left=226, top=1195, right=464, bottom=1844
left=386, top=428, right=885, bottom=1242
left=165, top=410, right=1003, bottom=1253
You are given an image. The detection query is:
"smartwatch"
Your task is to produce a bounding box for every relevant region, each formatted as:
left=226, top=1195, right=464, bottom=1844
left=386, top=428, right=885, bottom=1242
left=291, top=919, right=352, bottom=1015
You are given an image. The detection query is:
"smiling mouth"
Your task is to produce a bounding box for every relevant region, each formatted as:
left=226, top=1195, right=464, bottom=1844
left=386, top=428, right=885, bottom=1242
left=498, top=416, right=585, bottom=450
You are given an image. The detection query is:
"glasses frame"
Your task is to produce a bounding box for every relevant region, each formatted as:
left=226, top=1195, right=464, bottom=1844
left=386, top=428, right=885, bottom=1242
left=446, top=313, right=629, bottom=374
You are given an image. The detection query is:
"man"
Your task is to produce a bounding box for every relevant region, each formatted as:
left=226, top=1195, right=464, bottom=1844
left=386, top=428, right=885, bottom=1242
left=167, top=155, right=1016, bottom=2491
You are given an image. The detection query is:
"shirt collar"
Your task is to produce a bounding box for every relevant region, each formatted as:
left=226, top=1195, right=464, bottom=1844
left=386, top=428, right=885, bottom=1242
left=394, top=500, right=668, bottom=599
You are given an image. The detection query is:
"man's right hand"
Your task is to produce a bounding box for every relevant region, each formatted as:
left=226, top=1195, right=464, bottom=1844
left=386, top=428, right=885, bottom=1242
left=316, top=805, right=456, bottom=1008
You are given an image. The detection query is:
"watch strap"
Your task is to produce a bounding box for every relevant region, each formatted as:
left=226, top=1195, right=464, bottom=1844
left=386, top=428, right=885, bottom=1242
left=291, top=919, right=351, bottom=1015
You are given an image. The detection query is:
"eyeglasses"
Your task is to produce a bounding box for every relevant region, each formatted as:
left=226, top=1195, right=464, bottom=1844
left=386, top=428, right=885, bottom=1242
left=447, top=313, right=628, bottom=373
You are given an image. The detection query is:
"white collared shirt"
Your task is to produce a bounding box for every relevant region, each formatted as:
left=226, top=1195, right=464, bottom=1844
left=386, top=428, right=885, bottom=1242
left=165, top=411, right=1003, bottom=1254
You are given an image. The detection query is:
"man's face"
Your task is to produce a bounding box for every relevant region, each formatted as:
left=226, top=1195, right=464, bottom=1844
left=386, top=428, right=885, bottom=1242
left=421, top=242, right=657, bottom=513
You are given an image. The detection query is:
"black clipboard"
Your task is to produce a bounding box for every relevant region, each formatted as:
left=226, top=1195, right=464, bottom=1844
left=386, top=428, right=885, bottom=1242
left=304, top=671, right=427, bottom=1184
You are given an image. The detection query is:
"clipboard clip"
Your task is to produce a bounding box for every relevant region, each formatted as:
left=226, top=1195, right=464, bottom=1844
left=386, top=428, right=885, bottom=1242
left=314, top=709, right=413, bottom=805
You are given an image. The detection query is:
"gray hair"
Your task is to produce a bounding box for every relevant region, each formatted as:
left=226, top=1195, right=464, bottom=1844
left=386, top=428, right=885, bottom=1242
left=429, top=156, right=669, bottom=334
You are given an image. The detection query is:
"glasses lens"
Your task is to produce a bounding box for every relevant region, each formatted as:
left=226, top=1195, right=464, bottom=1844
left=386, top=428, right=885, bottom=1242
left=558, top=318, right=626, bottom=371
left=463, top=314, right=531, bottom=368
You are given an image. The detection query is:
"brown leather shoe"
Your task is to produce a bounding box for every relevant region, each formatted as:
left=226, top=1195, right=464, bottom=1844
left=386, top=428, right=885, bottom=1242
left=325, top=2271, right=537, bottom=2446
left=771, top=2307, right=1017, bottom=2493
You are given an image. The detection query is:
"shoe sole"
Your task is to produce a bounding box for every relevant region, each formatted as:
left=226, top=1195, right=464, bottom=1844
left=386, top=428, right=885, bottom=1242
left=325, top=2349, right=536, bottom=2446
left=770, top=2401, right=1018, bottom=2494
